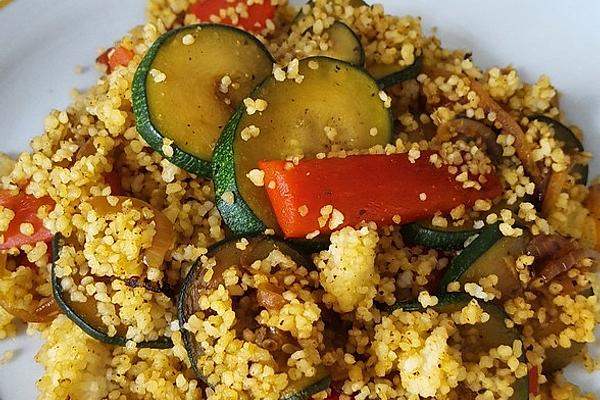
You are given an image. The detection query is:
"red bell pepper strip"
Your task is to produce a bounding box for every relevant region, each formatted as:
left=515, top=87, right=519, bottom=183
left=96, top=46, right=134, bottom=74
left=0, top=190, right=55, bottom=250
left=528, top=365, right=539, bottom=396
left=259, top=153, right=502, bottom=238
left=189, top=0, right=276, bottom=32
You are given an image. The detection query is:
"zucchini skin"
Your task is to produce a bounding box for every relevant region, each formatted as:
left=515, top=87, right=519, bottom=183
left=401, top=222, right=479, bottom=251
left=327, top=20, right=365, bottom=66
left=280, top=375, right=332, bottom=400
left=213, top=56, right=393, bottom=236
left=132, top=23, right=274, bottom=178
left=532, top=115, right=588, bottom=184
left=374, top=55, right=423, bottom=88
left=212, top=107, right=267, bottom=235
left=438, top=223, right=502, bottom=292
left=178, top=235, right=326, bottom=394
left=52, top=234, right=173, bottom=349
left=379, top=293, right=528, bottom=400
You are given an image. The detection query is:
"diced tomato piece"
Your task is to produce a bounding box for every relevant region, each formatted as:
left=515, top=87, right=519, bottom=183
left=108, top=47, right=134, bottom=72
left=189, top=0, right=276, bottom=32
left=0, top=190, right=55, bottom=250
left=259, top=153, right=503, bottom=238
left=96, top=46, right=134, bottom=74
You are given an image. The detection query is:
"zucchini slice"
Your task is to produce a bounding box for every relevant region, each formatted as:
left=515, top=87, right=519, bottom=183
left=293, top=0, right=367, bottom=27
left=368, top=55, right=423, bottom=88
left=280, top=367, right=331, bottom=400
left=132, top=24, right=273, bottom=177
left=178, top=236, right=330, bottom=399
left=212, top=56, right=393, bottom=235
left=532, top=115, right=588, bottom=184
left=313, top=21, right=364, bottom=65
left=439, top=223, right=528, bottom=298
left=538, top=283, right=593, bottom=373
left=383, top=293, right=527, bottom=400
left=401, top=221, right=479, bottom=251
left=51, top=234, right=173, bottom=349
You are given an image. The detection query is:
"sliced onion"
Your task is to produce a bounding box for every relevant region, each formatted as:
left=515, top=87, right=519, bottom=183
left=541, top=168, right=570, bottom=216
left=536, top=248, right=600, bottom=284
left=256, top=283, right=286, bottom=311
left=469, top=81, right=543, bottom=188
left=585, top=184, right=600, bottom=216
left=0, top=253, right=59, bottom=323
left=526, top=234, right=572, bottom=260
left=87, top=196, right=175, bottom=269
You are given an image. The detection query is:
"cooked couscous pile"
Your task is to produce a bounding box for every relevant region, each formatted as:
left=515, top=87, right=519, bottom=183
left=0, top=0, right=598, bottom=399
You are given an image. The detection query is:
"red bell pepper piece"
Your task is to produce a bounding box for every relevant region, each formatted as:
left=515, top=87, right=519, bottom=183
left=259, top=153, right=502, bottom=238
left=189, top=0, right=276, bottom=32
left=0, top=190, right=55, bottom=250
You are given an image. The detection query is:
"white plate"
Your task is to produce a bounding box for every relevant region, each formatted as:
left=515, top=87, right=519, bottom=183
left=0, top=1, right=599, bottom=399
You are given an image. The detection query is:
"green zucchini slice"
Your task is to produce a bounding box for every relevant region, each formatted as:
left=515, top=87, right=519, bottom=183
left=132, top=24, right=273, bottom=177
left=538, top=283, right=593, bottom=373
left=212, top=56, right=393, bottom=235
left=368, top=55, right=423, bottom=88
left=382, top=293, right=527, bottom=400
left=532, top=115, right=588, bottom=184
left=51, top=234, right=173, bottom=349
left=292, top=0, right=367, bottom=27
left=401, top=221, right=480, bottom=251
left=314, top=21, right=364, bottom=65
left=178, top=236, right=330, bottom=399
left=438, top=223, right=528, bottom=298
left=280, top=367, right=331, bottom=400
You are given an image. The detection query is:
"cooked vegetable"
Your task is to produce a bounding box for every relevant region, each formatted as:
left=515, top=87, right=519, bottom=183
left=292, top=0, right=367, bottom=27
left=401, top=221, right=480, bottom=251
left=189, top=0, right=277, bottom=33
left=532, top=115, right=588, bottom=185
left=178, top=235, right=331, bottom=400
left=259, top=152, right=502, bottom=238
left=132, top=24, right=274, bottom=176
left=102, top=170, right=125, bottom=196
left=368, top=55, right=423, bottom=88
left=528, top=366, right=539, bottom=397
left=435, top=117, right=503, bottom=162
left=52, top=234, right=173, bottom=348
left=280, top=367, right=332, bottom=400
left=0, top=253, right=59, bottom=323
left=469, top=81, right=542, bottom=188
left=535, top=246, right=600, bottom=285
left=438, top=223, right=528, bottom=298
left=0, top=190, right=54, bottom=250
left=525, top=234, right=571, bottom=260
left=381, top=293, right=528, bottom=400
left=96, top=46, right=134, bottom=74
left=541, top=168, right=569, bottom=216
left=304, top=21, right=364, bottom=65
left=212, top=56, right=393, bottom=235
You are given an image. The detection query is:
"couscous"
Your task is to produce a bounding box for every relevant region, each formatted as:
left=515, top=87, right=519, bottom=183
left=0, top=0, right=598, bottom=399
